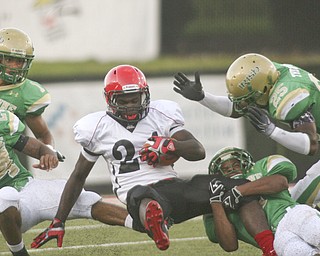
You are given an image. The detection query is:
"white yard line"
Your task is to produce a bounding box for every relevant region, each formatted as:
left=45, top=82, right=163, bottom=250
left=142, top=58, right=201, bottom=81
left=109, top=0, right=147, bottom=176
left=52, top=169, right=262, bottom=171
left=0, top=237, right=207, bottom=255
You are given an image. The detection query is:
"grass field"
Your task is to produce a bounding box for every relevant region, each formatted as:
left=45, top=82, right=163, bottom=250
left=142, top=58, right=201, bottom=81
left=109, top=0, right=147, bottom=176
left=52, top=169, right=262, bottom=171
left=0, top=217, right=261, bottom=256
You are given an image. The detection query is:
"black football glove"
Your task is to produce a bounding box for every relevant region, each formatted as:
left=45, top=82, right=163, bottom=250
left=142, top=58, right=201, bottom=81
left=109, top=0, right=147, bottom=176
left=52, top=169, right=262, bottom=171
left=245, top=106, right=276, bottom=136
left=209, top=178, right=226, bottom=204
left=173, top=72, right=205, bottom=101
left=214, top=176, right=260, bottom=211
left=222, top=186, right=243, bottom=210
left=56, top=150, right=66, bottom=162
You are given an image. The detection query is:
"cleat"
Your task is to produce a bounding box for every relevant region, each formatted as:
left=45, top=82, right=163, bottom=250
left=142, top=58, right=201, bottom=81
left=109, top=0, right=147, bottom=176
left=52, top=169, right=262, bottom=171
left=144, top=200, right=170, bottom=250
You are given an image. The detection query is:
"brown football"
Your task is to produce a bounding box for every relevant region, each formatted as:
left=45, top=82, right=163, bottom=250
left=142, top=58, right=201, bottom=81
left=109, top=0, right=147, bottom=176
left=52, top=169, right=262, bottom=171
left=159, top=153, right=180, bottom=166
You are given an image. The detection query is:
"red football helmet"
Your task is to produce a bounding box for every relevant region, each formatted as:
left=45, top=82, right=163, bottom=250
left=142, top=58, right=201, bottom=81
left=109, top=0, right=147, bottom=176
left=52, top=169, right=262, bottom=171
left=104, top=65, right=150, bottom=122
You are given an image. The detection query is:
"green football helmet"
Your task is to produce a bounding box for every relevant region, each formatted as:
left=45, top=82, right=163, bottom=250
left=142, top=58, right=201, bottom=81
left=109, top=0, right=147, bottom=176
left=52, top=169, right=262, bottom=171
left=0, top=28, right=34, bottom=84
left=208, top=147, right=254, bottom=178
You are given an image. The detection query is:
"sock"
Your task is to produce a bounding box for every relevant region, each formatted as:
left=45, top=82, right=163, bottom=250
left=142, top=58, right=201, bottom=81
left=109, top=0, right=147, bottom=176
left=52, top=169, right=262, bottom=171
left=6, top=240, right=24, bottom=252
left=254, top=230, right=275, bottom=255
left=124, top=214, right=133, bottom=229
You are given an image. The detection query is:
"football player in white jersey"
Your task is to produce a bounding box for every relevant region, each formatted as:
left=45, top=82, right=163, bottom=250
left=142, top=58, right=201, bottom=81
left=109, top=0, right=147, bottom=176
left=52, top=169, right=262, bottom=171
left=33, top=65, right=275, bottom=253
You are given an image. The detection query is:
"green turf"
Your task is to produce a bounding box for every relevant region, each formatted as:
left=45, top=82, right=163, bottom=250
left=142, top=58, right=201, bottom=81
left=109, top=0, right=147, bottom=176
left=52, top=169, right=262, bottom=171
left=0, top=218, right=261, bottom=256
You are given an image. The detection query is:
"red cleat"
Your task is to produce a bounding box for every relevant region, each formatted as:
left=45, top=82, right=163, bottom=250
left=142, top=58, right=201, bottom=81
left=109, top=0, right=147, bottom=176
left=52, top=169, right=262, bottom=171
left=145, top=200, right=170, bottom=250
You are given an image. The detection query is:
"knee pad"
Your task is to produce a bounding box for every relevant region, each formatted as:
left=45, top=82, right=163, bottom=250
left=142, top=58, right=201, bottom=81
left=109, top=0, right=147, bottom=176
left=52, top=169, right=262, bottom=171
left=127, top=185, right=159, bottom=217
left=0, top=187, right=19, bottom=212
left=69, top=190, right=101, bottom=219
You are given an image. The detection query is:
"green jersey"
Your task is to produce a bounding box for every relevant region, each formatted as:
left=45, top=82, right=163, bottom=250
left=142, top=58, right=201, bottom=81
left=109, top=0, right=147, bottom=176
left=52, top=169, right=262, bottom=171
left=0, top=110, right=32, bottom=191
left=203, top=155, right=297, bottom=247
left=0, top=79, right=51, bottom=121
left=269, top=62, right=320, bottom=132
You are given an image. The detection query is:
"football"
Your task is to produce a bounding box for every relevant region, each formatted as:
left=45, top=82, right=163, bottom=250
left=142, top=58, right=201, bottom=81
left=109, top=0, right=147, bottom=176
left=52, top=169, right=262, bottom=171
left=159, top=153, right=180, bottom=166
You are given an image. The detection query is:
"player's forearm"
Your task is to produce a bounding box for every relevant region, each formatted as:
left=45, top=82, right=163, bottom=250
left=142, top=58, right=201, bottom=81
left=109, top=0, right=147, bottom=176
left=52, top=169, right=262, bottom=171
left=21, top=136, right=55, bottom=159
left=211, top=203, right=238, bottom=251
left=237, top=175, right=289, bottom=196
left=174, top=139, right=205, bottom=161
left=55, top=173, right=86, bottom=222
left=199, top=92, right=239, bottom=118
left=269, top=127, right=312, bottom=155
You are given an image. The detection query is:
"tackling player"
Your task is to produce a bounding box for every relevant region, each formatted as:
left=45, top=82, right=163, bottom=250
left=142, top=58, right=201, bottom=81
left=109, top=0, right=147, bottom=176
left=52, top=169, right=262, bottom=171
left=0, top=109, right=130, bottom=256
left=32, top=65, right=274, bottom=253
left=173, top=53, right=320, bottom=209
left=204, top=147, right=320, bottom=256
left=0, top=27, right=64, bottom=160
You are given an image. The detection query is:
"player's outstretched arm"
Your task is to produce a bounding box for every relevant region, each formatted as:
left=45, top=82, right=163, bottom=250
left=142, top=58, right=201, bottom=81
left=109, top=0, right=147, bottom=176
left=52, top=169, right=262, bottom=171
left=245, top=106, right=316, bottom=155
left=173, top=72, right=204, bottom=101
left=31, top=153, right=95, bottom=248
left=173, top=72, right=239, bottom=118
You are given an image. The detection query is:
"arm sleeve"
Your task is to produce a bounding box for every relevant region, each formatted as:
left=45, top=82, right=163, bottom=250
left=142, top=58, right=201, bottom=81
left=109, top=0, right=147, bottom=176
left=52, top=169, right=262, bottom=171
left=199, top=92, right=234, bottom=117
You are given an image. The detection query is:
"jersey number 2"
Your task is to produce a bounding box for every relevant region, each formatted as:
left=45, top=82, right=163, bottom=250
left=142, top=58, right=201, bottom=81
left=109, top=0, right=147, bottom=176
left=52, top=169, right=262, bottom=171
left=113, top=139, right=140, bottom=174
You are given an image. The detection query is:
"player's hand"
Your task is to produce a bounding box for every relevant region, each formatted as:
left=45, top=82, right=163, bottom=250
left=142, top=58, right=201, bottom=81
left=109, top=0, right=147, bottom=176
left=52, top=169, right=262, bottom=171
left=32, top=154, right=59, bottom=171
left=46, top=145, right=66, bottom=162
left=173, top=72, right=205, bottom=101
left=209, top=178, right=226, bottom=203
left=245, top=106, right=276, bottom=136
left=222, top=186, right=243, bottom=210
left=31, top=218, right=65, bottom=249
left=139, top=136, right=176, bottom=167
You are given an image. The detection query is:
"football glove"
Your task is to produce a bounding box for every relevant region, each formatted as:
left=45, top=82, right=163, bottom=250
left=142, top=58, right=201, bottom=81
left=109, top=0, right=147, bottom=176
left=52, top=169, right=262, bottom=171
left=209, top=178, right=226, bottom=204
left=56, top=150, right=66, bottom=162
left=222, top=186, right=243, bottom=211
left=245, top=106, right=276, bottom=136
left=173, top=72, right=205, bottom=101
left=31, top=218, right=65, bottom=249
left=139, top=136, right=176, bottom=167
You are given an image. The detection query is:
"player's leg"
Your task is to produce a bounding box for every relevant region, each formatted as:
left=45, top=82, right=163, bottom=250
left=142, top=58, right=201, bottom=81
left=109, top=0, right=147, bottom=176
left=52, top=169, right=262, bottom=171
left=274, top=204, right=320, bottom=255
left=290, top=160, right=320, bottom=208
left=186, top=175, right=275, bottom=255
left=20, top=179, right=130, bottom=230
left=274, top=230, right=319, bottom=256
left=0, top=186, right=29, bottom=256
left=127, top=185, right=170, bottom=250
left=91, top=200, right=128, bottom=227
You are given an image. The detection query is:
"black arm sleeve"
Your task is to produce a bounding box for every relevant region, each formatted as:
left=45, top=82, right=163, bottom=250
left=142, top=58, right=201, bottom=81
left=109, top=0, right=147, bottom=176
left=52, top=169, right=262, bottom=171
left=13, top=135, right=29, bottom=152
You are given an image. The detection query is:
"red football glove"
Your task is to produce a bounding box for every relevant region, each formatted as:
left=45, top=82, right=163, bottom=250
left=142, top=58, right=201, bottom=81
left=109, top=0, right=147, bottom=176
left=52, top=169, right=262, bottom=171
left=31, top=218, right=65, bottom=249
left=139, top=136, right=176, bottom=167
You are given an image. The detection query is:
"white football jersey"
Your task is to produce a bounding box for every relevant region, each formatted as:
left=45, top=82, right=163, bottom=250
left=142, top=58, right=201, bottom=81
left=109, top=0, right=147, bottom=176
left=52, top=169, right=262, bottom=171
left=73, top=100, right=185, bottom=204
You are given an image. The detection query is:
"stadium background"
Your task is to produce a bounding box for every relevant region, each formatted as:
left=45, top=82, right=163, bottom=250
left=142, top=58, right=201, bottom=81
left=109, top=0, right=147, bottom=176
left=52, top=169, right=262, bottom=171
left=1, top=0, right=320, bottom=193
